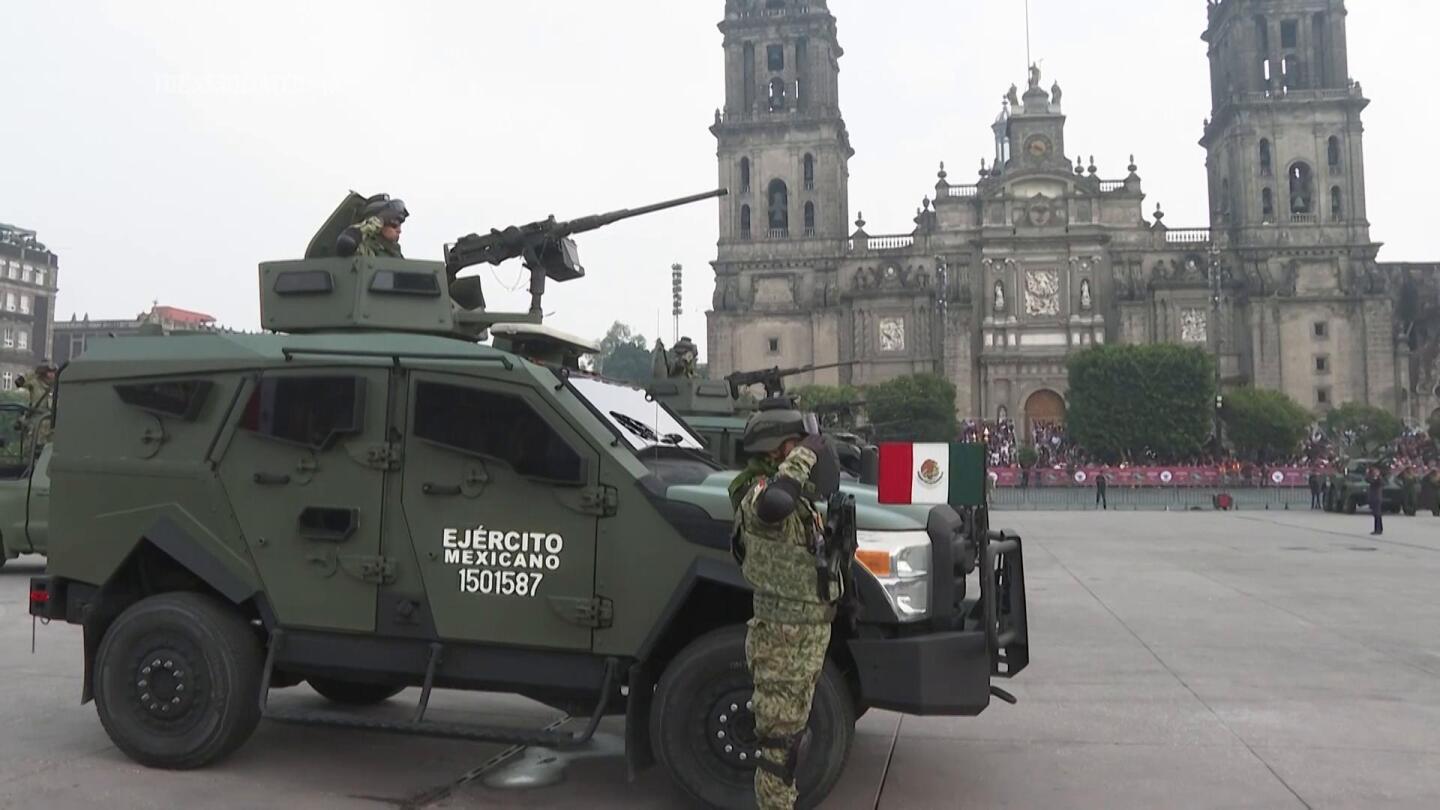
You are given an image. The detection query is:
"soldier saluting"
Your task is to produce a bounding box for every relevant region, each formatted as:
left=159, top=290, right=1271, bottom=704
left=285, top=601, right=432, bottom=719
left=728, top=399, right=844, bottom=810
left=336, top=194, right=408, bottom=258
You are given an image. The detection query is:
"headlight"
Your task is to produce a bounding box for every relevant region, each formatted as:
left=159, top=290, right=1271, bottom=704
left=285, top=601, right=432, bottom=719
left=854, top=530, right=931, bottom=621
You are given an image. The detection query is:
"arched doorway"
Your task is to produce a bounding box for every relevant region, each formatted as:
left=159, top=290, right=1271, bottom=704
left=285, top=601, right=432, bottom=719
left=1024, top=389, right=1067, bottom=438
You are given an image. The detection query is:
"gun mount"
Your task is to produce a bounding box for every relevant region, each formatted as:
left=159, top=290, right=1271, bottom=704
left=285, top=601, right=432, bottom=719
left=265, top=189, right=727, bottom=340
left=725, top=361, right=856, bottom=400
left=443, top=189, right=728, bottom=326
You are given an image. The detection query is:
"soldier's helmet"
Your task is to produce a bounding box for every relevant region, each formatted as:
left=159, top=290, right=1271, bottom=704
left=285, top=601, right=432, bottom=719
left=741, top=397, right=818, bottom=454
left=359, top=194, right=409, bottom=226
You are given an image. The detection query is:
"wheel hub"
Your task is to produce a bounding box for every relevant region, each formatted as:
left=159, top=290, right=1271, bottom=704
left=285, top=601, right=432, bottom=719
left=133, top=648, right=197, bottom=722
left=706, top=688, right=758, bottom=769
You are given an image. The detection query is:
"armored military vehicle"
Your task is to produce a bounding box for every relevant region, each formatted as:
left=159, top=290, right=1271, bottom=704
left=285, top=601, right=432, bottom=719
left=28, top=191, right=1028, bottom=809
left=0, top=396, right=50, bottom=568
left=647, top=360, right=867, bottom=472
left=1323, top=459, right=1407, bottom=515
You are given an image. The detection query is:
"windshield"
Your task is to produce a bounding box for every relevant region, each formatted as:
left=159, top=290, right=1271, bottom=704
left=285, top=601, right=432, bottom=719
left=568, top=375, right=706, bottom=452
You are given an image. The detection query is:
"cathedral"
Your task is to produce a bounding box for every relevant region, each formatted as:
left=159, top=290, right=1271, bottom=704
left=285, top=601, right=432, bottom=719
left=706, top=0, right=1440, bottom=430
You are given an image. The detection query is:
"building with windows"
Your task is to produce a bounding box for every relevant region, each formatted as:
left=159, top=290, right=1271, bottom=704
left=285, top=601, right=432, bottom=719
left=707, top=0, right=1440, bottom=427
left=0, top=223, right=60, bottom=391
left=52, top=305, right=220, bottom=365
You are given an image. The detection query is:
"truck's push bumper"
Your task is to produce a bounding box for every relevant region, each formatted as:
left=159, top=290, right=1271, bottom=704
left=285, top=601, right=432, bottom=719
left=849, top=530, right=1029, bottom=716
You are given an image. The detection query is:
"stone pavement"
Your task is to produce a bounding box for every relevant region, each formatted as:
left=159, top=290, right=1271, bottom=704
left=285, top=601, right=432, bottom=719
left=3, top=509, right=1440, bottom=808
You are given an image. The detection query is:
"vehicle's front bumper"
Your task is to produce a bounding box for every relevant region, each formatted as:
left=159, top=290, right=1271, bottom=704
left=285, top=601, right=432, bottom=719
left=848, top=530, right=1029, bottom=716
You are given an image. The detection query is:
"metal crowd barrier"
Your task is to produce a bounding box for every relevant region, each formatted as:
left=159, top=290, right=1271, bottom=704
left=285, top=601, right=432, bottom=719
left=989, top=486, right=1313, bottom=512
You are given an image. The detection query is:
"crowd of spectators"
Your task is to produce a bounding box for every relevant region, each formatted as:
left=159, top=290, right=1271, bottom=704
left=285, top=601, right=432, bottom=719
left=958, top=419, right=1437, bottom=475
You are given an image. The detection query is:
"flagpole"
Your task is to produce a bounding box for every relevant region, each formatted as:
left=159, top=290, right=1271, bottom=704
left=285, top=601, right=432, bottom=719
left=1025, top=0, right=1032, bottom=71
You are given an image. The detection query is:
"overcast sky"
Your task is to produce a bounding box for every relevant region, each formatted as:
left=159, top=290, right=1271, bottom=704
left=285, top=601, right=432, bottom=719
left=3, top=0, right=1436, bottom=358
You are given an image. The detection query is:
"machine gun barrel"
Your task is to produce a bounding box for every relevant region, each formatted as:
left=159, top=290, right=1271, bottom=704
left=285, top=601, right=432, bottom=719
left=725, top=360, right=856, bottom=399
left=550, top=188, right=729, bottom=239
left=445, top=188, right=728, bottom=279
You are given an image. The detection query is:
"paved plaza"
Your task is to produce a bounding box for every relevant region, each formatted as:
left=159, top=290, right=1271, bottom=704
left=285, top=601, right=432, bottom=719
left=3, top=509, right=1440, bottom=809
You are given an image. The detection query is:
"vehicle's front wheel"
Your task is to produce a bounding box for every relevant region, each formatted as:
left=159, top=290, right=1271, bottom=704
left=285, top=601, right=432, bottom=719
left=1345, top=497, right=1357, bottom=515
left=650, top=625, right=855, bottom=810
left=308, top=677, right=405, bottom=706
left=93, top=592, right=263, bottom=769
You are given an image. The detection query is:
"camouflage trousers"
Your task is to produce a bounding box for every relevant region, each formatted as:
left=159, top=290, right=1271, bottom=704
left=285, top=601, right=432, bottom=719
left=745, top=617, right=830, bottom=810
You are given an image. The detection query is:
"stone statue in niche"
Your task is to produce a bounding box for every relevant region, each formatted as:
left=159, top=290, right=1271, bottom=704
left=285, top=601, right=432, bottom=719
left=1080, top=279, right=1093, bottom=312
left=993, top=281, right=1007, bottom=313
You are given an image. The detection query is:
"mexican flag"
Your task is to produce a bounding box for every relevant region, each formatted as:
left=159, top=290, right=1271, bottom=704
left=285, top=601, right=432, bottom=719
left=877, top=442, right=987, bottom=506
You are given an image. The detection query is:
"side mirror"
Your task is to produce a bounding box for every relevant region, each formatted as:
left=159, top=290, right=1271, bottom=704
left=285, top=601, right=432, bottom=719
left=860, top=446, right=880, bottom=486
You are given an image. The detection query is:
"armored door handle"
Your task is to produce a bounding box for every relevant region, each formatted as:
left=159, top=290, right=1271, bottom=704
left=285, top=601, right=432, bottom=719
left=254, top=472, right=291, bottom=486
left=422, top=482, right=462, bottom=496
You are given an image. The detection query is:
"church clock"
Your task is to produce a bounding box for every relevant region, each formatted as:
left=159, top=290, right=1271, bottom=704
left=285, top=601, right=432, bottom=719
left=1024, top=134, right=1053, bottom=164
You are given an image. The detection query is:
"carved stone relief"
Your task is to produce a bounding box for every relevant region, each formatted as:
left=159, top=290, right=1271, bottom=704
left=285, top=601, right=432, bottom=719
left=1024, top=270, right=1061, bottom=317
left=1180, top=308, right=1208, bottom=344
left=879, top=317, right=905, bottom=352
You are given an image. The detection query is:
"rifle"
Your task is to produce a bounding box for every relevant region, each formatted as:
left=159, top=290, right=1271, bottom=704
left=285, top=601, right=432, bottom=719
left=443, top=189, right=728, bottom=320
left=822, top=491, right=861, bottom=629
left=725, top=361, right=856, bottom=400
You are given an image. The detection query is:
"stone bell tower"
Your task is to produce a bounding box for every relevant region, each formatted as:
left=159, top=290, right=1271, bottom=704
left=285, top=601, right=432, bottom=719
left=708, top=0, right=855, bottom=380
left=1201, top=0, right=1393, bottom=413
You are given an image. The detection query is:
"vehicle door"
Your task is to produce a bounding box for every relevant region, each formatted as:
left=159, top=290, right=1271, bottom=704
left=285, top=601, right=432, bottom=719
left=216, top=368, right=389, bottom=632
left=22, top=444, right=51, bottom=554
left=401, top=370, right=600, bottom=651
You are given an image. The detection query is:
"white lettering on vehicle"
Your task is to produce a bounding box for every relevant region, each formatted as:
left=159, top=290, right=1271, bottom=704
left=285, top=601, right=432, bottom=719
left=442, top=524, right=562, bottom=597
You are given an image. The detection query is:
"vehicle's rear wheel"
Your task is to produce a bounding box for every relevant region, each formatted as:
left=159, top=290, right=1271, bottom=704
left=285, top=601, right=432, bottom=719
left=1345, top=498, right=1357, bottom=515
left=93, top=592, right=263, bottom=769
left=650, top=625, right=854, bottom=810
left=308, top=677, right=404, bottom=706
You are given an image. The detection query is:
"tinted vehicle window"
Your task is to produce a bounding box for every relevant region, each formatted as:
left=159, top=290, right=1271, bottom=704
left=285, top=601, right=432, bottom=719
left=115, top=380, right=213, bottom=420
left=240, top=376, right=364, bottom=450
left=413, top=382, right=584, bottom=484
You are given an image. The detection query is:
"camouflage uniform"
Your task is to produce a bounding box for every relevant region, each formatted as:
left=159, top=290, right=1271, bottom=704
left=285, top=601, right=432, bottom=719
left=354, top=216, right=404, bottom=258
left=21, top=369, right=54, bottom=449
left=735, top=445, right=834, bottom=810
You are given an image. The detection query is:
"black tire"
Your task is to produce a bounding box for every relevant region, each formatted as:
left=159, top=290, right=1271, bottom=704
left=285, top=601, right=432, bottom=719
left=308, top=677, right=404, bottom=706
left=1345, top=497, right=1357, bottom=515
left=1405, top=507, right=1418, bottom=517
left=93, top=592, right=263, bottom=769
left=650, top=625, right=855, bottom=810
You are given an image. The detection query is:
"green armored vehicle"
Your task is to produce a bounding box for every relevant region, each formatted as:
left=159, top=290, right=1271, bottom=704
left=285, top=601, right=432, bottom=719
left=647, top=360, right=869, bottom=474
left=1323, top=459, right=1406, bottom=515
left=28, top=191, right=1028, bottom=809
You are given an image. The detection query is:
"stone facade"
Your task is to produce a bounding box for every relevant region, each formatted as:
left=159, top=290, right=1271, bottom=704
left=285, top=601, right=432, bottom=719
left=52, top=305, right=221, bottom=365
left=707, top=0, right=1440, bottom=428
left=0, top=223, right=59, bottom=391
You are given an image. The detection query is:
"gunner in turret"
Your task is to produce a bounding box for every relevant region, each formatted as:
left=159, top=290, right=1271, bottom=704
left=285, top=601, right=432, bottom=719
left=337, top=194, right=408, bottom=258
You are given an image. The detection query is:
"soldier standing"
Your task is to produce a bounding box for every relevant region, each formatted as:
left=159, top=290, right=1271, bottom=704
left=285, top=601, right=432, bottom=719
left=19, top=364, right=56, bottom=450
left=728, top=400, right=842, bottom=810
left=337, top=195, right=408, bottom=258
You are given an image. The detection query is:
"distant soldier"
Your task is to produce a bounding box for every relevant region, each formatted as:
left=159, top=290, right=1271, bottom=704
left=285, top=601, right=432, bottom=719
left=728, top=400, right=842, bottom=810
left=336, top=195, right=408, bottom=258
left=1400, top=467, right=1420, bottom=516
left=1095, top=470, right=1108, bottom=510
left=18, top=364, right=56, bottom=450
left=1308, top=470, right=1323, bottom=510
left=670, top=336, right=699, bottom=378
left=1367, top=465, right=1385, bottom=536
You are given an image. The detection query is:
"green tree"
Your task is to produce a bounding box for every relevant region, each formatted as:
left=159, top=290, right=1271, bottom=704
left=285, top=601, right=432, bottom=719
left=1324, top=402, right=1403, bottom=456
left=1066, top=344, right=1215, bottom=463
left=596, top=322, right=653, bottom=384
left=792, top=384, right=863, bottom=428
left=864, top=374, right=955, bottom=442
left=1221, top=387, right=1312, bottom=462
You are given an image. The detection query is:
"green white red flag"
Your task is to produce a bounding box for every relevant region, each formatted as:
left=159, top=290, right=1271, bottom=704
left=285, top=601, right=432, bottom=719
left=877, top=442, right=987, bottom=506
